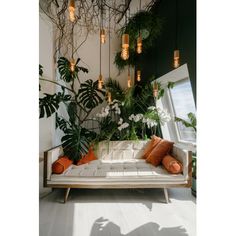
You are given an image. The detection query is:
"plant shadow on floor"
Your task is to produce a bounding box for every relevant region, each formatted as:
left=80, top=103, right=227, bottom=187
left=90, top=217, right=188, bottom=236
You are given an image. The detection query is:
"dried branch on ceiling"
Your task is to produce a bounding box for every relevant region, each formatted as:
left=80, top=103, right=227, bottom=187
left=39, top=0, right=156, bottom=59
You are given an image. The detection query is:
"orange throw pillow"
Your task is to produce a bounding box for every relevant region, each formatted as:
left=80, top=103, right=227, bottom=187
left=52, top=156, right=73, bottom=174
left=146, top=139, right=174, bottom=166
left=162, top=154, right=183, bottom=174
left=142, top=135, right=162, bottom=159
left=77, top=147, right=97, bottom=165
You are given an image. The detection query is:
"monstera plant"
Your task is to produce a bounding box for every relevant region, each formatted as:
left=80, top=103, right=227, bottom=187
left=39, top=57, right=105, bottom=161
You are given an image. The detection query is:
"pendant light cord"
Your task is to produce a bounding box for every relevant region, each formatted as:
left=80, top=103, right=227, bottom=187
left=175, top=0, right=178, bottom=49
left=99, top=0, right=102, bottom=75
left=139, top=0, right=141, bottom=35
left=71, top=24, right=74, bottom=59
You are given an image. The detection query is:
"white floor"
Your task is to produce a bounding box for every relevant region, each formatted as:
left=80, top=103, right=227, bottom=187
left=39, top=162, right=196, bottom=236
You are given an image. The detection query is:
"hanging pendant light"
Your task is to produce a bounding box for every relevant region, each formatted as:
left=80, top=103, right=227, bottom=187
left=173, top=0, right=180, bottom=68
left=70, top=58, right=76, bottom=72
left=136, top=0, right=142, bottom=54
left=98, top=74, right=103, bottom=89
left=137, top=70, right=141, bottom=81
left=107, top=91, right=112, bottom=104
left=100, top=1, right=106, bottom=44
left=173, top=50, right=180, bottom=68
left=121, top=47, right=129, bottom=60
left=153, top=81, right=158, bottom=97
left=100, top=29, right=106, bottom=44
left=137, top=34, right=142, bottom=54
left=121, top=9, right=129, bottom=60
left=127, top=66, right=131, bottom=88
left=121, top=34, right=129, bottom=60
left=98, top=0, right=104, bottom=89
left=69, top=0, right=75, bottom=22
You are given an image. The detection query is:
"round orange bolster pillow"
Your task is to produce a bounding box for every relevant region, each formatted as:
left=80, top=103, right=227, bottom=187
left=52, top=156, right=73, bottom=174
left=162, top=154, right=183, bottom=174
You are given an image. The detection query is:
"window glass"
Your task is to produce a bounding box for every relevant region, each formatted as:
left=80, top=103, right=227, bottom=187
left=169, top=78, right=196, bottom=142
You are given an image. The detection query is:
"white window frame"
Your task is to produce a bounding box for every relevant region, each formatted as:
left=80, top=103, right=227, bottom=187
left=154, top=64, right=196, bottom=152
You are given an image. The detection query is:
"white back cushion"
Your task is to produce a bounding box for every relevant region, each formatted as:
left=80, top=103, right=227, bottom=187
left=97, top=141, right=149, bottom=161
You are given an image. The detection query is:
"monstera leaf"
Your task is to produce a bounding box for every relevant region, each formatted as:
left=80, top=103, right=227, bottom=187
left=56, top=115, right=69, bottom=132
left=79, top=79, right=105, bottom=109
left=39, top=92, right=71, bottom=118
left=61, top=126, right=91, bottom=161
left=58, top=57, right=88, bottom=83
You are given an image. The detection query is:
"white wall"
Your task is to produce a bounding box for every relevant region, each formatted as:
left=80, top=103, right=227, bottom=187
left=39, top=14, right=55, bottom=157
left=39, top=0, right=152, bottom=156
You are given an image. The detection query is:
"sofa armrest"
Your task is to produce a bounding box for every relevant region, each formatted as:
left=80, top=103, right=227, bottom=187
left=43, top=145, right=63, bottom=187
left=171, top=145, right=192, bottom=185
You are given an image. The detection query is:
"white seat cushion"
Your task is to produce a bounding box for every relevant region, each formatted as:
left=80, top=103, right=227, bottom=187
left=50, top=159, right=185, bottom=183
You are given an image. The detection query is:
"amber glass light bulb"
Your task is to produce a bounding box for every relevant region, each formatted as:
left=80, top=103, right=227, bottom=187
left=153, top=82, right=158, bottom=97
left=173, top=50, right=180, bottom=68
left=121, top=47, right=129, bottom=60
left=70, top=59, right=75, bottom=72
left=122, top=34, right=129, bottom=48
left=100, top=29, right=106, bottom=44
left=69, top=0, right=75, bottom=22
left=107, top=92, right=112, bottom=104
left=127, top=74, right=131, bottom=88
left=137, top=70, right=141, bottom=81
left=98, top=74, right=103, bottom=89
left=137, top=36, right=142, bottom=54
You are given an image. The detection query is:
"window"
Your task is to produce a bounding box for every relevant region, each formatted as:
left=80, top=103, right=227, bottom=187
left=169, top=78, right=196, bottom=143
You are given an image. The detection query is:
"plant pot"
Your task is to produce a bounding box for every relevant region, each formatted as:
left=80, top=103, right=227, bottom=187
left=191, top=177, right=196, bottom=197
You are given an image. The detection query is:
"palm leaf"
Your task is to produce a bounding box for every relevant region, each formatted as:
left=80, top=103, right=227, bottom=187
left=105, top=78, right=125, bottom=101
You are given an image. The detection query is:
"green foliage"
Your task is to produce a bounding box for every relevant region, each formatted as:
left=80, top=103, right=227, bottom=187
left=114, top=10, right=162, bottom=71
left=98, top=116, right=118, bottom=141
left=114, top=49, right=138, bottom=71
left=192, top=155, right=197, bottom=179
left=39, top=64, right=43, bottom=76
left=39, top=92, right=71, bottom=118
left=167, top=81, right=175, bottom=89
left=67, top=101, right=77, bottom=124
left=79, top=79, right=105, bottom=109
left=40, top=57, right=106, bottom=161
left=39, top=64, right=43, bottom=91
left=175, top=112, right=197, bottom=132
left=120, top=11, right=162, bottom=50
left=58, top=57, right=88, bottom=83
left=61, top=125, right=90, bottom=160
left=105, top=78, right=125, bottom=101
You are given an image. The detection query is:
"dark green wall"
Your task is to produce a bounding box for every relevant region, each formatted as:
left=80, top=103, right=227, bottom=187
left=140, top=0, right=196, bottom=101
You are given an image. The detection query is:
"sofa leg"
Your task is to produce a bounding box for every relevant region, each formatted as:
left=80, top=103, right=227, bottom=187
left=163, top=188, right=169, bottom=203
left=64, top=188, right=71, bottom=203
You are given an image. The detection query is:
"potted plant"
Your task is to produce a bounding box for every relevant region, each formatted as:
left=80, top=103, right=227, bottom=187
left=175, top=113, right=197, bottom=197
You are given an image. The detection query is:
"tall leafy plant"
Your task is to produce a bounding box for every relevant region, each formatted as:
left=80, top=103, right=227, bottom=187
left=39, top=57, right=105, bottom=161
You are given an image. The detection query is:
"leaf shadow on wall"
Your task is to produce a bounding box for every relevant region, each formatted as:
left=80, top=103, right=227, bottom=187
left=90, top=217, right=188, bottom=236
